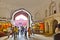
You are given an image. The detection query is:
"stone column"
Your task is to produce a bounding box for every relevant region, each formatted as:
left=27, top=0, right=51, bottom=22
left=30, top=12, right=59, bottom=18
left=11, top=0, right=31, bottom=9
left=49, top=18, right=54, bottom=34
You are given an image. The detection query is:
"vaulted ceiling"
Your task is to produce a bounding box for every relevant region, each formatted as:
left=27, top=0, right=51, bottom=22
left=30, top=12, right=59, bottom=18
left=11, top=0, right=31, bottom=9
left=0, top=0, right=58, bottom=21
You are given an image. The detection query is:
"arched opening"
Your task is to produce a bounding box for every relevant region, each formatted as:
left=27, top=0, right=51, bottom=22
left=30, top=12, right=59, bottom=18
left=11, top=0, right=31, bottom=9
left=11, top=8, right=32, bottom=28
left=14, top=15, right=28, bottom=29
left=52, top=20, right=58, bottom=33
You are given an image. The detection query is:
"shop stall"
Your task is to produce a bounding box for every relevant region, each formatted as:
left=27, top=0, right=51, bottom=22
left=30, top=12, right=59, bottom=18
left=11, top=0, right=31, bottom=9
left=32, top=22, right=44, bottom=34
left=0, top=18, right=12, bottom=37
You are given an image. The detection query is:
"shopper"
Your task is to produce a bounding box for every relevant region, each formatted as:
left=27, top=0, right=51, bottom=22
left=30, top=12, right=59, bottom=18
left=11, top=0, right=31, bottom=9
left=7, top=27, right=11, bottom=38
left=11, top=27, right=14, bottom=37
left=21, top=26, right=24, bottom=35
left=55, top=24, right=60, bottom=34
left=54, top=23, right=60, bottom=40
left=24, top=27, right=27, bottom=38
left=28, top=27, right=32, bottom=38
left=14, top=26, right=19, bottom=38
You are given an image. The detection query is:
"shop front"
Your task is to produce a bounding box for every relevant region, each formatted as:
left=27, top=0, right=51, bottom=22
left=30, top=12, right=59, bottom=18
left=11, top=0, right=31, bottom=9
left=44, top=13, right=60, bottom=35
left=32, top=22, right=44, bottom=34
left=39, top=23, right=44, bottom=33
left=0, top=19, right=12, bottom=37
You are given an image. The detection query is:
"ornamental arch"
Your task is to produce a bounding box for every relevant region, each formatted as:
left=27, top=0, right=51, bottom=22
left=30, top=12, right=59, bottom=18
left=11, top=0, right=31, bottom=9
left=11, top=8, right=32, bottom=27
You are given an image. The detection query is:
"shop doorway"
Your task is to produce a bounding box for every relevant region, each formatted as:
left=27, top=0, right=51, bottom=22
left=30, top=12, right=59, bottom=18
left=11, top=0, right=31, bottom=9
left=53, top=20, right=58, bottom=33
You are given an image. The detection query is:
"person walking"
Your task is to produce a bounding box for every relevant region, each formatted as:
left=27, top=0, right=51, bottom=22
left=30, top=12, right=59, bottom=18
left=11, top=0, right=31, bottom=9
left=21, top=26, right=24, bottom=35
left=11, top=27, right=15, bottom=37
left=14, top=26, right=19, bottom=38
left=7, top=27, right=11, bottom=38
left=54, top=23, right=60, bottom=40
left=24, top=27, right=27, bottom=38
left=55, top=24, right=60, bottom=34
left=28, top=27, right=32, bottom=38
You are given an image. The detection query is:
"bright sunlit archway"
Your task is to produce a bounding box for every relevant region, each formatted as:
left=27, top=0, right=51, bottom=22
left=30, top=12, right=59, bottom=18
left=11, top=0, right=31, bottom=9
left=11, top=8, right=32, bottom=28
left=15, top=14, right=28, bottom=27
left=15, top=15, right=28, bottom=20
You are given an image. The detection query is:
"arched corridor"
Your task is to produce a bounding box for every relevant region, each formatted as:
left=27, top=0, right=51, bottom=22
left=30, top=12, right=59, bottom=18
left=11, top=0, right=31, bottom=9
left=0, top=8, right=53, bottom=40
left=1, top=0, right=60, bottom=40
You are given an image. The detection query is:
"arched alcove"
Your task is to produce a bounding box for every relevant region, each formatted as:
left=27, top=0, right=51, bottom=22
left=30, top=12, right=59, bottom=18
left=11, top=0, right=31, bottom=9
left=52, top=19, right=58, bottom=33
left=46, top=22, right=49, bottom=33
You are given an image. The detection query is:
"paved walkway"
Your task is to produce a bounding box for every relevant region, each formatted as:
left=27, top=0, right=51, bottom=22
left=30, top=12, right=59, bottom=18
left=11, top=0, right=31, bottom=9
left=0, top=34, right=54, bottom=40
left=33, top=34, right=53, bottom=40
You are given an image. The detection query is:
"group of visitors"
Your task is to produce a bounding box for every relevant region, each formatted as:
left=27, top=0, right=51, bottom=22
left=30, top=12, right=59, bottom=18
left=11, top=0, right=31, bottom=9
left=6, top=26, right=19, bottom=38
left=20, top=26, right=32, bottom=38
left=6, top=25, right=32, bottom=39
left=6, top=23, right=60, bottom=40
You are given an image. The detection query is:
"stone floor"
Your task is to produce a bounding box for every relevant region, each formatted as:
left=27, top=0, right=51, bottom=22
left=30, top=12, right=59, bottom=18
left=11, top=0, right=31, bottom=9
left=0, top=33, right=54, bottom=40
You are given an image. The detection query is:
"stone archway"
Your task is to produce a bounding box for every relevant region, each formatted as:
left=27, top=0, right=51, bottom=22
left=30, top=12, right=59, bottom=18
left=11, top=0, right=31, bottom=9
left=52, top=19, right=58, bottom=33
left=46, top=22, right=49, bottom=33
left=11, top=8, right=32, bottom=27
